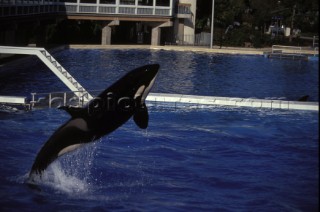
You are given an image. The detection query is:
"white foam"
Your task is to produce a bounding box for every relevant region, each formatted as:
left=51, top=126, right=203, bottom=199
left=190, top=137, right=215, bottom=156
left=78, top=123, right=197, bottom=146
left=29, top=141, right=101, bottom=196
left=41, top=162, right=90, bottom=194
left=0, top=104, right=21, bottom=113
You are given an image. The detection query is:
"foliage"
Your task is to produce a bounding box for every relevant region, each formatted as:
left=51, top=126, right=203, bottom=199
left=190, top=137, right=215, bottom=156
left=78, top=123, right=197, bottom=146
left=196, top=0, right=319, bottom=47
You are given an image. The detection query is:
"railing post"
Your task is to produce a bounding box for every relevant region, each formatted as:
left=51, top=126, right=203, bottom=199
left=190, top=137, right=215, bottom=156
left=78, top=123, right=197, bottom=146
left=30, top=92, right=36, bottom=109
left=63, top=92, right=66, bottom=106
left=76, top=0, right=80, bottom=13
left=135, top=0, right=137, bottom=15
left=96, top=0, right=100, bottom=13
left=78, top=92, right=81, bottom=107
left=115, top=0, right=119, bottom=14
left=49, top=93, right=51, bottom=108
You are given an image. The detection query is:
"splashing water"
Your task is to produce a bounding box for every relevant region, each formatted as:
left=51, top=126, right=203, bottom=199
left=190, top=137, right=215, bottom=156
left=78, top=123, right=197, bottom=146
left=27, top=140, right=101, bottom=196
left=39, top=162, right=90, bottom=194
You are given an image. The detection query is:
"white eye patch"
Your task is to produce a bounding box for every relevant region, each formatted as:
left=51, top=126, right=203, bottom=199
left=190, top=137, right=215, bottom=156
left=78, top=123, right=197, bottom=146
left=134, top=85, right=146, bottom=102
left=58, top=144, right=84, bottom=157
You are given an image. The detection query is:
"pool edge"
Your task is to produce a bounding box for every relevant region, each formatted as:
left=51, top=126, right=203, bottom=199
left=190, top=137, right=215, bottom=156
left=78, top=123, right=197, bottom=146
left=147, top=93, right=319, bottom=112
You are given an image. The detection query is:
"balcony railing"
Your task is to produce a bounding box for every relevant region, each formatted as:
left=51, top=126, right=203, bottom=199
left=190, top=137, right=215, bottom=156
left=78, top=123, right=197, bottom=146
left=0, top=0, right=173, bottom=17
left=176, top=3, right=191, bottom=19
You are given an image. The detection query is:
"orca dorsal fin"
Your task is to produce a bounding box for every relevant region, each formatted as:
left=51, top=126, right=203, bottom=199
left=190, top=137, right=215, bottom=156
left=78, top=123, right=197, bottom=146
left=58, top=105, right=83, bottom=118
left=133, top=103, right=149, bottom=129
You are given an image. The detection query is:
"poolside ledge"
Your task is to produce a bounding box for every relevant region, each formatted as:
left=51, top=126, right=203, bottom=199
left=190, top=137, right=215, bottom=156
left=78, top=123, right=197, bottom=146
left=68, top=45, right=317, bottom=56
left=146, top=93, right=319, bottom=111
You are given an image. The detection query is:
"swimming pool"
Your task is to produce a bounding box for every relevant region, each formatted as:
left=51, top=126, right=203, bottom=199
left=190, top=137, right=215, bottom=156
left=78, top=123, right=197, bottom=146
left=0, top=49, right=319, bottom=211
left=0, top=48, right=318, bottom=101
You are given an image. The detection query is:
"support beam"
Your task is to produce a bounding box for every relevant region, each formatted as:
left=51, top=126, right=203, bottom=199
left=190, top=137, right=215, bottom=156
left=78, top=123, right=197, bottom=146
left=177, top=19, right=185, bottom=44
left=102, top=25, right=112, bottom=45
left=150, top=21, right=173, bottom=46
left=101, top=20, right=119, bottom=45
left=151, top=27, right=161, bottom=46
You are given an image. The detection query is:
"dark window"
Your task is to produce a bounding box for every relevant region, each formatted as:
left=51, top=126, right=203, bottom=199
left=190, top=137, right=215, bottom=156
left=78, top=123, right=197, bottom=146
left=100, top=0, right=116, bottom=4
left=80, top=0, right=97, bottom=3
left=120, top=0, right=135, bottom=5
left=60, top=0, right=77, bottom=2
left=156, top=0, right=169, bottom=6
left=138, top=0, right=153, bottom=6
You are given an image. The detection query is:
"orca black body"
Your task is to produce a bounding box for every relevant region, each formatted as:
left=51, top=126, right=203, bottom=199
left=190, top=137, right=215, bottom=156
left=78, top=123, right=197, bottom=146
left=29, top=64, right=159, bottom=177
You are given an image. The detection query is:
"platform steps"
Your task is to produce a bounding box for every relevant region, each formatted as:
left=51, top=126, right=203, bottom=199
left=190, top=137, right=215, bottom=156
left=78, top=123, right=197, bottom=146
left=39, top=50, right=92, bottom=101
left=0, top=46, right=93, bottom=103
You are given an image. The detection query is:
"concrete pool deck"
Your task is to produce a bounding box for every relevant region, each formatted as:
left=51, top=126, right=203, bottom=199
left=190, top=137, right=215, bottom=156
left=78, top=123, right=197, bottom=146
left=68, top=44, right=318, bottom=56
left=69, top=44, right=266, bottom=55
left=1, top=44, right=316, bottom=66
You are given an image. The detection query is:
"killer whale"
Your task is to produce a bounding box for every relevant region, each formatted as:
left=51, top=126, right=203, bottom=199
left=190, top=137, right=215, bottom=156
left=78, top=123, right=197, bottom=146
left=29, top=64, right=159, bottom=178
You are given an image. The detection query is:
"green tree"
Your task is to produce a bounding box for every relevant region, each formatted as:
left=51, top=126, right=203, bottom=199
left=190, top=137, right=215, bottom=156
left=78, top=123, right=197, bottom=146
left=196, top=0, right=318, bottom=47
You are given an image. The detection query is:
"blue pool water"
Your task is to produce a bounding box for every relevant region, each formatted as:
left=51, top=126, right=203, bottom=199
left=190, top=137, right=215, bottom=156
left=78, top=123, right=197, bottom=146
left=0, top=49, right=318, bottom=101
left=0, top=49, right=319, bottom=211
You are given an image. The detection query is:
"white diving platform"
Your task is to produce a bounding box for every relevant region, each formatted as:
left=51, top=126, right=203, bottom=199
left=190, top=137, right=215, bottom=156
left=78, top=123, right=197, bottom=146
left=0, top=95, right=30, bottom=110
left=146, top=93, right=319, bottom=111
left=0, top=92, right=318, bottom=112
left=0, top=95, right=26, bottom=105
left=0, top=46, right=93, bottom=102
left=264, top=45, right=310, bottom=60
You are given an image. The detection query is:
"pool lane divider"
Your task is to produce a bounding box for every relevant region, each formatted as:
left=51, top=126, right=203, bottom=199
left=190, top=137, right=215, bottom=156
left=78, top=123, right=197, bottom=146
left=146, top=93, right=319, bottom=111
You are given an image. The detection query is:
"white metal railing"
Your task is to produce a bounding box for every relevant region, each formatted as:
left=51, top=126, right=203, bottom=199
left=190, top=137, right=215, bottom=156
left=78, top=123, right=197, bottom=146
left=23, top=91, right=320, bottom=111
left=165, top=33, right=211, bottom=46
left=271, top=45, right=302, bottom=55
left=175, top=34, right=194, bottom=45
left=313, top=36, right=318, bottom=48
left=314, top=47, right=319, bottom=56
left=0, top=0, right=59, bottom=5
left=0, top=0, right=173, bottom=17
left=64, top=3, right=171, bottom=16
left=177, top=3, right=191, bottom=14
left=0, top=46, right=93, bottom=102
left=99, top=5, right=116, bottom=13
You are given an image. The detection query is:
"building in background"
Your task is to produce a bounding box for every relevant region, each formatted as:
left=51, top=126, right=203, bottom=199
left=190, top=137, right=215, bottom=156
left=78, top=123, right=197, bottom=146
left=0, top=0, right=197, bottom=46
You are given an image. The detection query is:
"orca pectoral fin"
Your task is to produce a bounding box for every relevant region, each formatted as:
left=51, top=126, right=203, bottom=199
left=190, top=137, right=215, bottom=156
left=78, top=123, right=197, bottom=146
left=133, top=104, right=149, bottom=129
